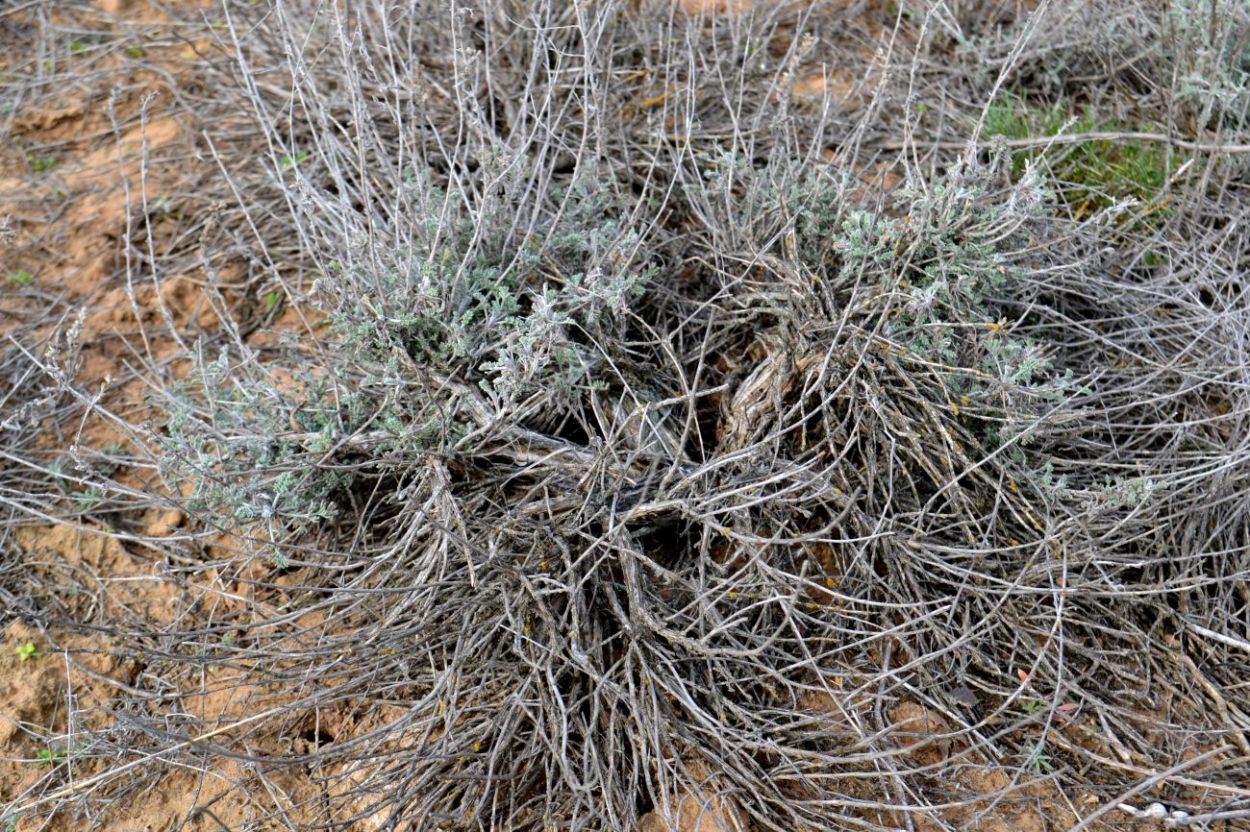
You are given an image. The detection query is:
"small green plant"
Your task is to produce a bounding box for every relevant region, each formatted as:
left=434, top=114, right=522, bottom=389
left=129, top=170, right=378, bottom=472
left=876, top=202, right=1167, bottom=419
left=982, top=96, right=1177, bottom=220
left=263, top=290, right=282, bottom=312
left=72, top=485, right=106, bottom=513
left=35, top=747, right=66, bottom=766
left=264, top=545, right=290, bottom=570
left=29, top=156, right=57, bottom=173
left=1025, top=741, right=1054, bottom=774
left=45, top=453, right=119, bottom=513
left=15, top=641, right=38, bottom=661
left=6, top=270, right=34, bottom=285
left=279, top=150, right=309, bottom=169
left=125, top=45, right=146, bottom=59
left=1102, top=476, right=1160, bottom=510
left=68, top=33, right=106, bottom=52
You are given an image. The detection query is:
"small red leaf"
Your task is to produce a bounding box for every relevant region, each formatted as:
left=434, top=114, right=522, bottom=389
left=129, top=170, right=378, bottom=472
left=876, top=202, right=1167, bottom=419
left=1017, top=669, right=1030, bottom=684
left=1058, top=702, right=1077, bottom=713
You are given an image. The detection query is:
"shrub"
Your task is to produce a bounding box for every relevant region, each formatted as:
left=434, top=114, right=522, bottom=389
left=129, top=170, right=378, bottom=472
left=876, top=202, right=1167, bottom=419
left=14, top=1, right=1249, bottom=830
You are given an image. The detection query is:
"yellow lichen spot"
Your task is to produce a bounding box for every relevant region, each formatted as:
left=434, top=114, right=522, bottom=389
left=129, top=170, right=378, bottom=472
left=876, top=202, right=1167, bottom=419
left=1009, top=539, right=1021, bottom=547
left=438, top=700, right=446, bottom=716
left=949, top=401, right=961, bottom=416
left=824, top=576, right=838, bottom=588
left=727, top=590, right=738, bottom=600
left=1025, top=509, right=1043, bottom=532
left=1008, top=480, right=1019, bottom=493
left=472, top=741, right=482, bottom=753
